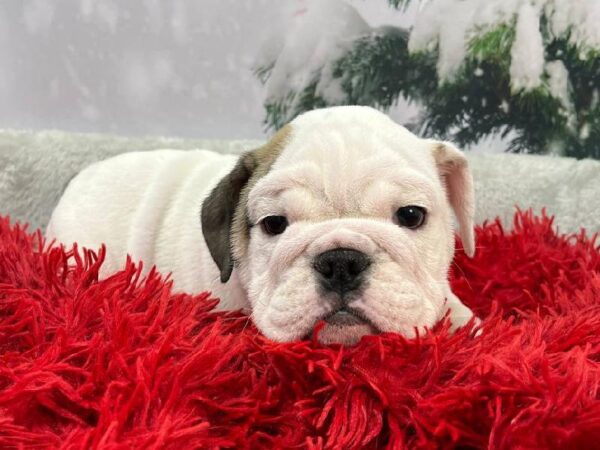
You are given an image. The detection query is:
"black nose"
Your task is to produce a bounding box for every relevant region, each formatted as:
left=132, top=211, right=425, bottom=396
left=313, top=248, right=371, bottom=296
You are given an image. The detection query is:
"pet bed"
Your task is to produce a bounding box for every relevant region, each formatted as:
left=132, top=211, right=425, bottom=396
left=1, top=210, right=599, bottom=449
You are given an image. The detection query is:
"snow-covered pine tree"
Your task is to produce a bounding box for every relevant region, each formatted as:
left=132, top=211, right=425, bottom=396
left=256, top=0, right=600, bottom=159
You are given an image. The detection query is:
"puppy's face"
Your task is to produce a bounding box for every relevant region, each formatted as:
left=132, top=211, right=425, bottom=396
left=202, top=106, right=474, bottom=345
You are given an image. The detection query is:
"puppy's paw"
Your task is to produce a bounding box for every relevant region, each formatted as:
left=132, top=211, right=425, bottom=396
left=445, top=293, right=480, bottom=335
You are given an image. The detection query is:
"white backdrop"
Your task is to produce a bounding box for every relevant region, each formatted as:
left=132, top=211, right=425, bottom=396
left=0, top=0, right=420, bottom=140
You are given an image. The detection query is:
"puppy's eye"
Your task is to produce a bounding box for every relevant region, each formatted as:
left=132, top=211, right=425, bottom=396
left=261, top=215, right=288, bottom=235
left=396, top=206, right=426, bottom=229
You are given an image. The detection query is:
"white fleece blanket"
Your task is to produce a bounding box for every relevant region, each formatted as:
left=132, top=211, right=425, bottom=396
left=1, top=129, right=599, bottom=234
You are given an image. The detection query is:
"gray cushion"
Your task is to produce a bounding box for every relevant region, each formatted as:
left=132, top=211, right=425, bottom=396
left=1, top=128, right=598, bottom=234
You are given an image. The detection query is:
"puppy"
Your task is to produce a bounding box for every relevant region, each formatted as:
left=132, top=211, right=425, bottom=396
left=47, top=106, right=476, bottom=345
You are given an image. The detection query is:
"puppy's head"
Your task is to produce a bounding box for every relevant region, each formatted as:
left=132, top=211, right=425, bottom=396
left=202, top=106, right=474, bottom=345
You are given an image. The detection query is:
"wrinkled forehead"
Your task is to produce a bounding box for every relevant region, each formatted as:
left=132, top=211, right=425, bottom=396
left=273, top=110, right=438, bottom=179
left=247, top=114, right=443, bottom=215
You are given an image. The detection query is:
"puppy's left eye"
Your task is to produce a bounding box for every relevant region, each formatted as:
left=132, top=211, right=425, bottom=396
left=396, top=206, right=426, bottom=229
left=261, top=215, right=288, bottom=235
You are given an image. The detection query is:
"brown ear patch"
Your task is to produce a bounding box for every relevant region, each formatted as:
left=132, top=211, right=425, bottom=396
left=201, top=125, right=291, bottom=282
left=201, top=155, right=254, bottom=282
left=231, top=125, right=291, bottom=263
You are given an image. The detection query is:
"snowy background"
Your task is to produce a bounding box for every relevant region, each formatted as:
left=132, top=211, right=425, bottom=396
left=0, top=0, right=421, bottom=140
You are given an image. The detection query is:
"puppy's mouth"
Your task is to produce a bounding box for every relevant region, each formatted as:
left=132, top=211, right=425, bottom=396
left=311, top=306, right=379, bottom=345
left=324, top=306, right=371, bottom=327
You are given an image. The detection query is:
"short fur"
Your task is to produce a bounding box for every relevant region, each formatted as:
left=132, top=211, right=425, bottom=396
left=47, top=106, right=476, bottom=345
left=201, top=126, right=290, bottom=282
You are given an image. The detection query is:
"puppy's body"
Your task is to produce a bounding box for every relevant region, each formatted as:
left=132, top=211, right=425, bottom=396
left=48, top=106, right=476, bottom=344
left=47, top=149, right=247, bottom=310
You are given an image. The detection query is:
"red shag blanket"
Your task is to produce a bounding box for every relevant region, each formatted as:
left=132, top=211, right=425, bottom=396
left=0, top=211, right=599, bottom=449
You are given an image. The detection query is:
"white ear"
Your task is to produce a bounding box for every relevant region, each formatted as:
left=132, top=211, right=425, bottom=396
left=431, top=141, right=476, bottom=257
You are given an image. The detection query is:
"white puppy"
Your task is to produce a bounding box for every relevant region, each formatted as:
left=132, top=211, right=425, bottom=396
left=47, top=106, right=476, bottom=345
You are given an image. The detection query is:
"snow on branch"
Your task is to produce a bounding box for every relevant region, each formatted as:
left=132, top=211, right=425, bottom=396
left=410, top=0, right=600, bottom=91
left=254, top=0, right=371, bottom=128
left=254, top=0, right=600, bottom=158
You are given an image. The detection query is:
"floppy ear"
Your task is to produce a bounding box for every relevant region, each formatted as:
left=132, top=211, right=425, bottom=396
left=201, top=153, right=255, bottom=282
left=431, top=141, right=476, bottom=257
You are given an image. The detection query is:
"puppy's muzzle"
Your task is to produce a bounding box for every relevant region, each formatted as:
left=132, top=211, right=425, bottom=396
left=313, top=248, right=371, bottom=298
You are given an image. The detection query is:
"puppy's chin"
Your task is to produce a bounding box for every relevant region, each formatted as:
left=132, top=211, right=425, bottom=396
left=316, top=322, right=377, bottom=345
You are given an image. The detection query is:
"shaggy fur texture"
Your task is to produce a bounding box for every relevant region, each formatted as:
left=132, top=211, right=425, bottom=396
left=1, top=210, right=599, bottom=449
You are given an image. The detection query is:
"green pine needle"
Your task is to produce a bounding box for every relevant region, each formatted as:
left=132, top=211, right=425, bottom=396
left=256, top=3, right=600, bottom=159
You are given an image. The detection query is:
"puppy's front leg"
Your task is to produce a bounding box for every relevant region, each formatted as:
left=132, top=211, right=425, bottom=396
left=445, top=291, right=479, bottom=332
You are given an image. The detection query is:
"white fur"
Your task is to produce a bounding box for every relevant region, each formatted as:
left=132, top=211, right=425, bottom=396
left=47, top=106, right=476, bottom=344
left=46, top=149, right=248, bottom=310
left=239, top=106, right=475, bottom=343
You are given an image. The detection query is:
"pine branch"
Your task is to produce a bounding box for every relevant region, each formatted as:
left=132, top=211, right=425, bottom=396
left=334, top=27, right=427, bottom=109
left=256, top=4, right=600, bottom=158
left=262, top=81, right=329, bottom=132
left=387, top=0, right=414, bottom=10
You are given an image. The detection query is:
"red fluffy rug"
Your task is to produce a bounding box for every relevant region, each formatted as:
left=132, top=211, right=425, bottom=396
left=0, top=211, right=599, bottom=449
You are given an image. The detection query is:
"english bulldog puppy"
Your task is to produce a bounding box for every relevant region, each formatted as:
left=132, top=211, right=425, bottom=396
left=47, top=106, right=476, bottom=345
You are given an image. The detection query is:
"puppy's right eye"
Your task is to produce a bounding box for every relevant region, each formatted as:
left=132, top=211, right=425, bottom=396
left=261, top=215, right=288, bottom=235
left=396, top=206, right=426, bottom=229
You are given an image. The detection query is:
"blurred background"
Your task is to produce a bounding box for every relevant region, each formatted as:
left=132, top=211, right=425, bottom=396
left=1, top=0, right=598, bottom=158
